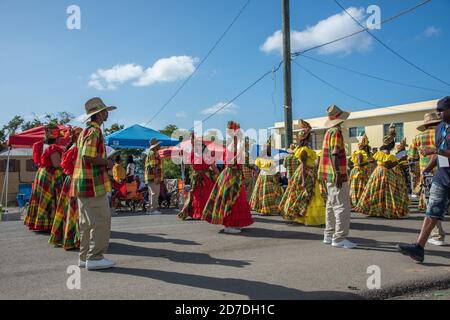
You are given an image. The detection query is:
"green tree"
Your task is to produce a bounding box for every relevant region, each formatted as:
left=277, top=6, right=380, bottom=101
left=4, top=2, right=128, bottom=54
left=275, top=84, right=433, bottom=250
left=104, top=123, right=124, bottom=136
left=3, top=116, right=24, bottom=135
left=159, top=124, right=178, bottom=138
left=0, top=128, right=7, bottom=152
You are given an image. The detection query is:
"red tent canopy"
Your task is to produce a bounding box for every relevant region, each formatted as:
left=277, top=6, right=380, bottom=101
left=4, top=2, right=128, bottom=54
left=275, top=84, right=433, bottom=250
left=7, top=125, right=71, bottom=148
left=159, top=140, right=226, bottom=161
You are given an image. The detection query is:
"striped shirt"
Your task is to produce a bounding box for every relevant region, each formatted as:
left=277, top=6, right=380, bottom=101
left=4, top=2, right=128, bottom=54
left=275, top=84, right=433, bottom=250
left=319, top=127, right=348, bottom=183
left=70, top=122, right=111, bottom=198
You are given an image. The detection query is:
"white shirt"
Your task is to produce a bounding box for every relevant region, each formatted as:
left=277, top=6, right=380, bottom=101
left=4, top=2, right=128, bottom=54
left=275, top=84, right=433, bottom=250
left=127, top=163, right=136, bottom=176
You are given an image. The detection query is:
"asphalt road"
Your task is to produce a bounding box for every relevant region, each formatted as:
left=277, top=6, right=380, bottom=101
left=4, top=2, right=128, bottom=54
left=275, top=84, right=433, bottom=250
left=1, top=206, right=449, bottom=300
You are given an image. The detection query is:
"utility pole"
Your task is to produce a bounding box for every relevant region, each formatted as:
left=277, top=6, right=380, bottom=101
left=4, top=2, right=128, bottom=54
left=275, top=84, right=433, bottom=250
left=282, top=0, right=293, bottom=148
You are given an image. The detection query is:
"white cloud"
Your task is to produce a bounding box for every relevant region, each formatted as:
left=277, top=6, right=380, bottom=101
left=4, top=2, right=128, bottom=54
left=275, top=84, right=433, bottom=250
left=88, top=56, right=196, bottom=90
left=175, top=111, right=187, bottom=118
left=424, top=26, right=440, bottom=38
left=261, top=7, right=373, bottom=55
left=134, top=56, right=196, bottom=87
left=201, top=102, right=238, bottom=116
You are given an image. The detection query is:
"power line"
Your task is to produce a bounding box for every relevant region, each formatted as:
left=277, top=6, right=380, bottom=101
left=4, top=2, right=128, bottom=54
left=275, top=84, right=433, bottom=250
left=293, top=60, right=382, bottom=108
left=333, top=0, right=450, bottom=88
left=292, top=0, right=432, bottom=57
left=298, top=54, right=448, bottom=94
left=144, top=0, right=252, bottom=127
left=200, top=61, right=284, bottom=125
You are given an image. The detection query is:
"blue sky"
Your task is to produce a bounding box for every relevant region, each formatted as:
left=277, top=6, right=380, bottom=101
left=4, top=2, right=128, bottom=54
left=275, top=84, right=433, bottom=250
left=0, top=0, right=449, bottom=134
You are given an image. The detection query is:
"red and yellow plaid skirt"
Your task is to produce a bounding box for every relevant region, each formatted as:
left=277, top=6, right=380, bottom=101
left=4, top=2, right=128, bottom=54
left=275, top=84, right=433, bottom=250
left=24, top=167, right=64, bottom=232
left=355, top=165, right=409, bottom=219
left=49, top=175, right=80, bottom=249
left=349, top=165, right=370, bottom=208
left=250, top=174, right=283, bottom=215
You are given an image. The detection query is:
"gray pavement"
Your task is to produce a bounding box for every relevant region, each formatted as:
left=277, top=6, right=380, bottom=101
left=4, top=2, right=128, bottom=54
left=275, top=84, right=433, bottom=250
left=0, top=207, right=449, bottom=300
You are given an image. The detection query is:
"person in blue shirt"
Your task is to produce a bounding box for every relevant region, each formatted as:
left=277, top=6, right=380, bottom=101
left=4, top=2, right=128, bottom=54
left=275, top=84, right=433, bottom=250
left=398, top=96, right=450, bottom=263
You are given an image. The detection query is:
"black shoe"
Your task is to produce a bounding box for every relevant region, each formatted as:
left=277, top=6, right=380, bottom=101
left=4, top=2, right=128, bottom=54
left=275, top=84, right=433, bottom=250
left=397, top=243, right=424, bottom=263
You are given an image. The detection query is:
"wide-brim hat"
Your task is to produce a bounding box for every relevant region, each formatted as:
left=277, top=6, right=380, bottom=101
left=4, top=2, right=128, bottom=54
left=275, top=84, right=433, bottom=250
left=149, top=138, right=161, bottom=150
left=324, top=104, right=350, bottom=128
left=417, top=112, right=442, bottom=132
left=79, top=97, right=117, bottom=123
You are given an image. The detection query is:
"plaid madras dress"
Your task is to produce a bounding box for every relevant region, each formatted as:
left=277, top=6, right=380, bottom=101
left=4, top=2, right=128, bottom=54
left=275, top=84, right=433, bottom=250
left=279, top=146, right=324, bottom=225
left=355, top=152, right=409, bottom=219
left=242, top=164, right=255, bottom=201
left=70, top=122, right=111, bottom=198
left=408, top=128, right=437, bottom=211
left=49, top=146, right=80, bottom=249
left=202, top=164, right=253, bottom=228
left=283, top=153, right=300, bottom=180
left=24, top=144, right=64, bottom=232
left=249, top=157, right=283, bottom=215
left=178, top=157, right=217, bottom=221
left=349, top=151, right=370, bottom=208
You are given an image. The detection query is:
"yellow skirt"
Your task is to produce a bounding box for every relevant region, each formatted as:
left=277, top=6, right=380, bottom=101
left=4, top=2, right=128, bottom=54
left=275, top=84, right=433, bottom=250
left=292, top=180, right=326, bottom=226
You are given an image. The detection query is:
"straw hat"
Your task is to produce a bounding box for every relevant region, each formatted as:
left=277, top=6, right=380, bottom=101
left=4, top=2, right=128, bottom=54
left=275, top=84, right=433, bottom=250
left=417, top=112, right=442, bottom=132
left=324, top=105, right=350, bottom=128
left=79, top=97, right=117, bottom=123
left=149, top=138, right=161, bottom=150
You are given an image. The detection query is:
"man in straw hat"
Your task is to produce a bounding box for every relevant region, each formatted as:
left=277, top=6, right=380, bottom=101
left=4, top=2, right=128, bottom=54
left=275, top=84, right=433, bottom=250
left=145, top=138, right=163, bottom=214
left=408, top=112, right=442, bottom=206
left=70, top=97, right=116, bottom=270
left=318, top=105, right=356, bottom=249
left=398, top=96, right=450, bottom=263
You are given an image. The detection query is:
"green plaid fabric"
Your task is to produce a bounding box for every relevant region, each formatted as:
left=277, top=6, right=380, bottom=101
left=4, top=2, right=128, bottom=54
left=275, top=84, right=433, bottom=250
left=250, top=174, right=283, bottom=215
left=202, top=166, right=244, bottom=225
left=349, top=166, right=370, bottom=208
left=70, top=122, right=111, bottom=198
left=408, top=127, right=436, bottom=172
left=319, top=127, right=348, bottom=183
left=279, top=165, right=315, bottom=218
left=283, top=154, right=300, bottom=179
left=355, top=165, right=409, bottom=219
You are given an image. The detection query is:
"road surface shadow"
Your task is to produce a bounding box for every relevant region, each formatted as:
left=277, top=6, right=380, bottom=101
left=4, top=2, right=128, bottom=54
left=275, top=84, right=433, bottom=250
left=102, top=267, right=364, bottom=300
left=350, top=222, right=420, bottom=234
left=111, top=231, right=201, bottom=246
left=235, top=227, right=323, bottom=241
left=108, top=242, right=250, bottom=268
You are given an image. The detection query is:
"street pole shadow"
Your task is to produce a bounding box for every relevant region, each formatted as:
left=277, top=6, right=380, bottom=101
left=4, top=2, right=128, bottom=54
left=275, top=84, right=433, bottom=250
left=108, top=242, right=251, bottom=268
left=349, top=222, right=421, bottom=234
left=101, top=267, right=365, bottom=300
left=111, top=231, right=201, bottom=246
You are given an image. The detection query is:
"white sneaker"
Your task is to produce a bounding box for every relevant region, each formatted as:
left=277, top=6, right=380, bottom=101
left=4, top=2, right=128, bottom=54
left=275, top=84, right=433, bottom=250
left=86, top=258, right=116, bottom=270
left=411, top=194, right=418, bottom=199
left=332, top=239, right=357, bottom=249
left=78, top=260, right=86, bottom=268
left=427, top=238, right=446, bottom=246
left=323, top=236, right=332, bottom=245
left=223, top=227, right=242, bottom=234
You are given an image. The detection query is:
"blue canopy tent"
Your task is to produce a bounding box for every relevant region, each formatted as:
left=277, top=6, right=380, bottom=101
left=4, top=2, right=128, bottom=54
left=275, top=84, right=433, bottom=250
left=105, top=124, right=178, bottom=149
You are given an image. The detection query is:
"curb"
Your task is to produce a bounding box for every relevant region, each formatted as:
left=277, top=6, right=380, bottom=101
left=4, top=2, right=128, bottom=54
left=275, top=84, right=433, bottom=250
left=358, top=275, right=450, bottom=300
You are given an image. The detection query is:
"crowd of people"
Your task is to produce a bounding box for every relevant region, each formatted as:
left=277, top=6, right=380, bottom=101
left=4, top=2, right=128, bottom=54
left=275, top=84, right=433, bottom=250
left=23, top=96, right=450, bottom=270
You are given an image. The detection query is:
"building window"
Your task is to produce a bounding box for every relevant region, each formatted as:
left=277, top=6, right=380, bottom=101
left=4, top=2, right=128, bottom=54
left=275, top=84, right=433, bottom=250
left=280, top=133, right=286, bottom=149
left=383, top=123, right=404, bottom=143
left=0, top=159, right=20, bottom=173
left=26, top=160, right=38, bottom=172
left=349, top=127, right=365, bottom=138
